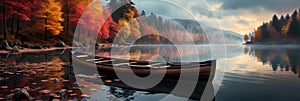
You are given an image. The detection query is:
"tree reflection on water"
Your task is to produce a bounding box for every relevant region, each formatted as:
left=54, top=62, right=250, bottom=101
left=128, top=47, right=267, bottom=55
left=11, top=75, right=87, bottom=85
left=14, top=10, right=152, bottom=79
left=0, top=50, right=82, bottom=100
left=244, top=46, right=300, bottom=77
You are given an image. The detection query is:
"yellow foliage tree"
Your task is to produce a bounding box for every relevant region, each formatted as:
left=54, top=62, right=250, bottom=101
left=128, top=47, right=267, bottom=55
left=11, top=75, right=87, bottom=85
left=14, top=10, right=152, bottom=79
left=130, top=19, right=141, bottom=40
left=117, top=18, right=131, bottom=43
left=117, top=9, right=141, bottom=44
left=244, top=34, right=249, bottom=42
left=297, top=12, right=300, bottom=21
left=32, top=0, right=64, bottom=40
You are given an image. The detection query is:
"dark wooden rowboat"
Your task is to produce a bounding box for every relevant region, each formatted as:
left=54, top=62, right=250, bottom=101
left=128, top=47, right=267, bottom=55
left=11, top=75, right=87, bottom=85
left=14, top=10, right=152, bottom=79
left=72, top=52, right=215, bottom=80
left=71, top=52, right=216, bottom=100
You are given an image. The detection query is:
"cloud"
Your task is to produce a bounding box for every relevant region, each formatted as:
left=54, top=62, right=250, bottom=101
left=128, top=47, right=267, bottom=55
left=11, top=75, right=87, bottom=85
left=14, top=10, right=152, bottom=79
left=133, top=0, right=300, bottom=34
left=219, top=0, right=300, bottom=13
left=135, top=0, right=194, bottom=19
left=238, top=19, right=250, bottom=25
left=191, top=5, right=215, bottom=18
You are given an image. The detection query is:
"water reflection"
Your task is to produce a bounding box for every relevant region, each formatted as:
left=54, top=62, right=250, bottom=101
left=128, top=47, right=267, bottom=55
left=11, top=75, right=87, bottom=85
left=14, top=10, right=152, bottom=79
left=0, top=45, right=244, bottom=100
left=94, top=45, right=243, bottom=62
left=0, top=50, right=81, bottom=100
left=244, top=45, right=300, bottom=76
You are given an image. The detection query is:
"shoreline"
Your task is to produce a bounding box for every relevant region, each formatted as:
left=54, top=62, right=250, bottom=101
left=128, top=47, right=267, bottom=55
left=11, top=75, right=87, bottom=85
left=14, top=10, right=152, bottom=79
left=0, top=47, right=75, bottom=54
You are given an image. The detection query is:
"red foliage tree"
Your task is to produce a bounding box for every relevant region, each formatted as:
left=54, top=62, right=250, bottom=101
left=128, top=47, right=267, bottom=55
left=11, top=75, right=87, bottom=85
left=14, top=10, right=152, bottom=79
left=0, top=0, right=31, bottom=40
left=100, top=6, right=119, bottom=42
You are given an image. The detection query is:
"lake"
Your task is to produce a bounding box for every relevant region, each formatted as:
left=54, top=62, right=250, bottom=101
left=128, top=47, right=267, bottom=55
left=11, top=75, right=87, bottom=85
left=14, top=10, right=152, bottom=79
left=1, top=45, right=300, bottom=101
left=216, top=45, right=300, bottom=101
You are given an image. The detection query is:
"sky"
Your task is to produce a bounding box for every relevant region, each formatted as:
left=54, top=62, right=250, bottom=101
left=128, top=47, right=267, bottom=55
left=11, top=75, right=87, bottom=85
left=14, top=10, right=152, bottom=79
left=133, top=0, right=300, bottom=35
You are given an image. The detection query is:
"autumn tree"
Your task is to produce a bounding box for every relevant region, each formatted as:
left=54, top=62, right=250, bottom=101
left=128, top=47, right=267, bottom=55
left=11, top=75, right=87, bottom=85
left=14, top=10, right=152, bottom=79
left=283, top=18, right=299, bottom=38
left=254, top=28, right=261, bottom=42
left=251, top=8, right=300, bottom=44
left=0, top=0, right=32, bottom=40
left=297, top=10, right=300, bottom=21
left=32, top=0, right=64, bottom=40
left=69, top=2, right=86, bottom=38
left=102, top=7, right=119, bottom=42
left=267, top=23, right=281, bottom=40
left=283, top=10, right=300, bottom=38
left=109, top=0, right=141, bottom=44
left=99, top=6, right=118, bottom=42
left=108, top=0, right=132, bottom=22
left=261, top=23, right=270, bottom=40
left=14, top=0, right=33, bottom=38
left=244, top=34, right=249, bottom=42
left=59, top=0, right=93, bottom=37
left=60, top=0, right=79, bottom=37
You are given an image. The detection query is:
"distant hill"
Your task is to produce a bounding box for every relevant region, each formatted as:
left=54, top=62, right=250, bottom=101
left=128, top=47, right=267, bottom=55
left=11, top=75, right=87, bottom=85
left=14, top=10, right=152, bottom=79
left=174, top=19, right=244, bottom=44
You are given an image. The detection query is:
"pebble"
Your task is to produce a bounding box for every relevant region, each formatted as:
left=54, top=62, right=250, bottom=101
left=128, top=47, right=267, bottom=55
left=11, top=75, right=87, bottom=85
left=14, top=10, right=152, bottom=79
left=81, top=94, right=89, bottom=98
left=90, top=89, right=97, bottom=91
left=14, top=88, right=21, bottom=91
left=70, top=93, right=77, bottom=96
left=62, top=80, right=69, bottom=82
left=60, top=89, right=67, bottom=92
left=41, top=80, right=48, bottom=82
left=67, top=90, right=73, bottom=93
left=105, top=80, right=113, bottom=83
left=40, top=90, right=51, bottom=94
left=54, top=78, right=60, bottom=83
left=114, top=79, right=121, bottom=82
left=0, top=86, right=8, bottom=89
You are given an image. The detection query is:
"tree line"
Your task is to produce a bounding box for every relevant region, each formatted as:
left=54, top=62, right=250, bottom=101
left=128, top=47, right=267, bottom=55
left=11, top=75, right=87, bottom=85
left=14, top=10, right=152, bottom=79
left=245, top=9, right=300, bottom=44
left=0, top=0, right=216, bottom=45
left=0, top=0, right=134, bottom=44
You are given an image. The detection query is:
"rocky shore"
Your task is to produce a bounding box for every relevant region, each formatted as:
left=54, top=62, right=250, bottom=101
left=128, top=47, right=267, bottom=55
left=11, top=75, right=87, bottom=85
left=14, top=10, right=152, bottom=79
left=0, top=40, right=72, bottom=54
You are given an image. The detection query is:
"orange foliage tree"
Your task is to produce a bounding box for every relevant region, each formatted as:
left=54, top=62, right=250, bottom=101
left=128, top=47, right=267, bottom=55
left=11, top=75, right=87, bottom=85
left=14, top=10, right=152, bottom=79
left=31, top=0, right=64, bottom=40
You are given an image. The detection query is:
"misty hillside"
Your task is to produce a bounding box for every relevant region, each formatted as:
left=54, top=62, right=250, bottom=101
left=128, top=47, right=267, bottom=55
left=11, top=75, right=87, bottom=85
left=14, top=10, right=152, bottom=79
left=174, top=19, right=244, bottom=44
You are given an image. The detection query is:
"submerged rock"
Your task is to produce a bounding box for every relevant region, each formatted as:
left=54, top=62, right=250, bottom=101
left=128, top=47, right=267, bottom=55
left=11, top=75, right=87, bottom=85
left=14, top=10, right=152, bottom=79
left=12, top=88, right=30, bottom=101
left=8, top=41, right=14, bottom=47
left=0, top=40, right=11, bottom=50
left=8, top=40, right=22, bottom=47
left=10, top=46, right=20, bottom=53
left=53, top=78, right=60, bottom=83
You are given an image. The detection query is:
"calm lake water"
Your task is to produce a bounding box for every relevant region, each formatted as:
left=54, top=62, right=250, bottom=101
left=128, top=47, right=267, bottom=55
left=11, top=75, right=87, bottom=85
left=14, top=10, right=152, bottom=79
left=216, top=45, right=300, bottom=101
left=1, top=45, right=300, bottom=101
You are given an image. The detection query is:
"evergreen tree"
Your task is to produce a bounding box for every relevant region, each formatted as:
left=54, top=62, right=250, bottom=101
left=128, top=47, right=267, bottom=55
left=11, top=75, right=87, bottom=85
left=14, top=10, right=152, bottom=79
left=272, top=14, right=281, bottom=32
left=141, top=10, right=146, bottom=16
left=286, top=14, right=291, bottom=21
left=285, top=16, right=300, bottom=38
left=279, top=15, right=286, bottom=26
left=292, top=10, right=298, bottom=18
left=261, top=23, right=270, bottom=40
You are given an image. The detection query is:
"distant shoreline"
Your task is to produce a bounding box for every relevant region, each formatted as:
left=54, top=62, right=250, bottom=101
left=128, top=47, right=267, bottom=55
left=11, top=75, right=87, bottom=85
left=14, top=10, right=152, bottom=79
left=0, top=47, right=74, bottom=54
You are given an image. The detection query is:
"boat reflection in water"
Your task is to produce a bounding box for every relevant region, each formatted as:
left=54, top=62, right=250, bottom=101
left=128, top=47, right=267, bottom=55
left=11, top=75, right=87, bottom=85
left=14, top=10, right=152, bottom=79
left=72, top=45, right=216, bottom=100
